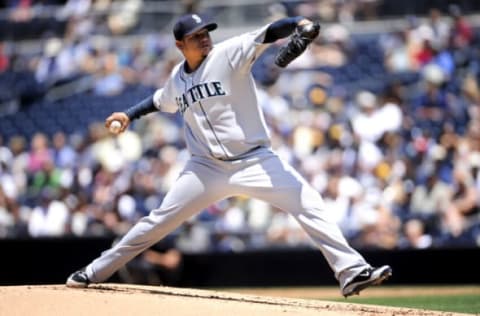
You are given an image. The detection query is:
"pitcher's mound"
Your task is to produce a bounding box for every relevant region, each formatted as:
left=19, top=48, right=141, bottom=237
left=0, top=284, right=461, bottom=316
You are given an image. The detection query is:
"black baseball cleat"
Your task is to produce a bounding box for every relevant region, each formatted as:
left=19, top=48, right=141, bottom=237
left=66, top=270, right=90, bottom=288
left=342, top=265, right=392, bottom=298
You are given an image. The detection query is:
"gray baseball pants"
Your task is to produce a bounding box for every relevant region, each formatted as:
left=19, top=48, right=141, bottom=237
left=85, top=147, right=369, bottom=288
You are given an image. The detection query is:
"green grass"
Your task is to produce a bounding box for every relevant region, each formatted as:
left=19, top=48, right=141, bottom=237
left=329, top=294, right=480, bottom=314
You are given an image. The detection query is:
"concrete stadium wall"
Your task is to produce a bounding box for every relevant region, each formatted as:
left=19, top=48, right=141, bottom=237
left=1, top=238, right=478, bottom=286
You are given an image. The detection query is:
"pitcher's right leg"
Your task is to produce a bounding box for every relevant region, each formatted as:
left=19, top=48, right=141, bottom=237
left=67, top=158, right=227, bottom=286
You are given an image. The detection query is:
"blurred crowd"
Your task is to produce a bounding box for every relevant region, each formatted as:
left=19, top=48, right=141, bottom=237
left=1, top=1, right=480, bottom=253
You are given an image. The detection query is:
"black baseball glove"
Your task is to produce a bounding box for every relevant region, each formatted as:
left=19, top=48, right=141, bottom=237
left=274, top=21, right=321, bottom=68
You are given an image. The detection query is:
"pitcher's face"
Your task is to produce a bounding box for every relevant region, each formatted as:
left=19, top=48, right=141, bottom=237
left=177, top=29, right=213, bottom=59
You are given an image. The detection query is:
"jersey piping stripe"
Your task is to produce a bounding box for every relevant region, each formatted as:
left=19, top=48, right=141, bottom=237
left=179, top=67, right=229, bottom=159
left=197, top=100, right=230, bottom=159
left=179, top=70, right=214, bottom=157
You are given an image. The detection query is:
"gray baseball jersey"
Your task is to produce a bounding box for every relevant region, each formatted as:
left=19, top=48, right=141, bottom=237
left=153, top=25, right=271, bottom=160
left=83, top=24, right=371, bottom=290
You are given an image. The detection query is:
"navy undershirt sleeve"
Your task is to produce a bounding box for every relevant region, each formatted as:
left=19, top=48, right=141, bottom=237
left=263, top=16, right=304, bottom=43
left=124, top=95, right=157, bottom=121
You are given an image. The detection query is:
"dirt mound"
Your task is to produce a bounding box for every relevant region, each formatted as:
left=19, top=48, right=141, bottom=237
left=0, top=284, right=464, bottom=316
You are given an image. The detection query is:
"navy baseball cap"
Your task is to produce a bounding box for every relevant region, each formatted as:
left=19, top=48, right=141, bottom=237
left=173, top=14, right=217, bottom=40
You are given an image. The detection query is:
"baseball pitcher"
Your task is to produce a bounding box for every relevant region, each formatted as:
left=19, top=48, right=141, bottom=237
left=66, top=13, right=391, bottom=297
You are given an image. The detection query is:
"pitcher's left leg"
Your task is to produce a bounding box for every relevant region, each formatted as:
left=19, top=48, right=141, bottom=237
left=232, top=150, right=373, bottom=288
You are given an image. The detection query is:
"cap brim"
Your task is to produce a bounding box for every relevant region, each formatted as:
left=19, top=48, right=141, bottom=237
left=184, top=22, right=217, bottom=38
